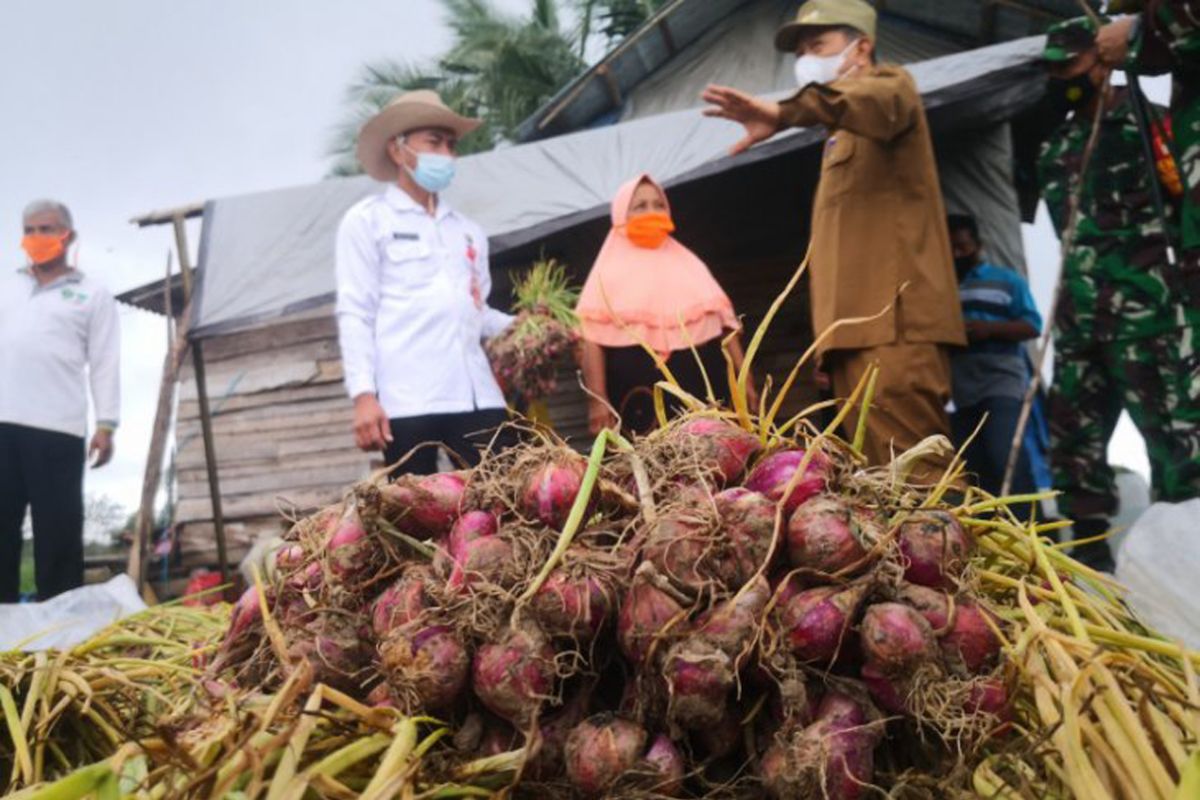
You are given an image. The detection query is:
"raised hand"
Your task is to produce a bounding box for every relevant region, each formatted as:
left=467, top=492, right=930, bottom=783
left=701, top=85, right=783, bottom=155
left=1096, top=18, right=1135, bottom=67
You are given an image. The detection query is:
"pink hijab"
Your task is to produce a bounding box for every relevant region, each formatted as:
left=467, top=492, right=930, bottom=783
left=576, top=174, right=738, bottom=354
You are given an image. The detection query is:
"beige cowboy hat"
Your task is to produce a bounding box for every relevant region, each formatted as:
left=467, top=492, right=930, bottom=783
left=356, top=90, right=482, bottom=181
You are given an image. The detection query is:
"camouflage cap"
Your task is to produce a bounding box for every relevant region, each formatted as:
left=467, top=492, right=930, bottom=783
left=775, top=0, right=878, bottom=53
left=1042, top=16, right=1101, bottom=63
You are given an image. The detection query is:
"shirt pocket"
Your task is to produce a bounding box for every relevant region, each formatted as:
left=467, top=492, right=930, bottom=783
left=383, top=239, right=440, bottom=293
left=818, top=135, right=857, bottom=203
left=824, top=134, right=855, bottom=167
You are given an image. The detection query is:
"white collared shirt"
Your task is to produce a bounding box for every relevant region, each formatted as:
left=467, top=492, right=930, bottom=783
left=0, top=268, right=121, bottom=438
left=335, top=185, right=514, bottom=418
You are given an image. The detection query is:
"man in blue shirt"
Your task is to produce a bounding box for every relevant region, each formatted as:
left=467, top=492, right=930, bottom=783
left=947, top=214, right=1042, bottom=501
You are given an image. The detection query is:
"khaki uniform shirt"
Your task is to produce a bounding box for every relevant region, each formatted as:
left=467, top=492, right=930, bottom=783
left=779, top=65, right=966, bottom=355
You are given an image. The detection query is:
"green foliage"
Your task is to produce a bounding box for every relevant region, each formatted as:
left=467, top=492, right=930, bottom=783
left=327, top=0, right=586, bottom=176
left=575, top=0, right=669, bottom=49
left=327, top=0, right=674, bottom=176
left=511, top=258, right=580, bottom=326
left=326, top=63, right=493, bottom=177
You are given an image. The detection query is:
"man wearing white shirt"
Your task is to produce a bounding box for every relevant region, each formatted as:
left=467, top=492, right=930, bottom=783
left=0, top=200, right=120, bottom=601
left=337, top=91, right=514, bottom=475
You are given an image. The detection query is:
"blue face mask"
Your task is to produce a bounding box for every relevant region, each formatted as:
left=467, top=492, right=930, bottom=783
left=405, top=146, right=457, bottom=194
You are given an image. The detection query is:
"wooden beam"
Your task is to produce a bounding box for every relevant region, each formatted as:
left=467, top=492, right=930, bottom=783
left=130, top=203, right=204, bottom=229
left=596, top=64, right=623, bottom=108
left=535, top=0, right=688, bottom=132
left=191, top=339, right=231, bottom=587
left=127, top=300, right=192, bottom=591
left=168, top=213, right=231, bottom=589
left=172, top=214, right=194, bottom=300
left=656, top=17, right=677, bottom=56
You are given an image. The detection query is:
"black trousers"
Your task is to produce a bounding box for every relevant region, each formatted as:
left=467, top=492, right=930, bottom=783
left=604, top=340, right=730, bottom=435
left=0, top=423, right=85, bottom=602
left=384, top=408, right=511, bottom=476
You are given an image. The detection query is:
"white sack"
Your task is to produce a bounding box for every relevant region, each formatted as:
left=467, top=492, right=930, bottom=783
left=0, top=574, right=147, bottom=652
left=1115, top=500, right=1200, bottom=651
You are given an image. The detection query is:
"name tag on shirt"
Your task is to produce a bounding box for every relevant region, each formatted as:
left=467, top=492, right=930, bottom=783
left=392, top=232, right=419, bottom=241
left=386, top=240, right=431, bottom=262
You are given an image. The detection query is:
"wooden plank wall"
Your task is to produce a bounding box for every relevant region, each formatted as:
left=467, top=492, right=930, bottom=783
left=174, top=306, right=372, bottom=566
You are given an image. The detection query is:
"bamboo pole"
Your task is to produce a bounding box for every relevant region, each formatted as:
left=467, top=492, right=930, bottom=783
left=169, top=214, right=230, bottom=587
left=190, top=340, right=230, bottom=586
left=127, top=298, right=191, bottom=595
left=126, top=212, right=232, bottom=596
left=127, top=218, right=198, bottom=595
left=1000, top=77, right=1110, bottom=496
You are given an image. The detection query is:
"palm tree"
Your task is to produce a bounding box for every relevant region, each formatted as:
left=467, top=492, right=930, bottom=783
left=326, top=62, right=492, bottom=177
left=574, top=0, right=670, bottom=56
left=326, top=0, right=583, bottom=176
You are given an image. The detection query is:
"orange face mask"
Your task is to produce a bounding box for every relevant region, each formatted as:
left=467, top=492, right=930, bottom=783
left=624, top=212, right=675, bottom=249
left=21, top=233, right=68, bottom=266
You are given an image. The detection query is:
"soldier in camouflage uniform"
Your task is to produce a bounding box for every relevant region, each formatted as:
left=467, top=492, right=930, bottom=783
left=1039, top=18, right=1200, bottom=572
left=1099, top=1, right=1200, bottom=301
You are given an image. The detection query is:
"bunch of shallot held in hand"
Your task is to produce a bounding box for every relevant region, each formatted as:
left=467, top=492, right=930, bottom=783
left=485, top=258, right=580, bottom=405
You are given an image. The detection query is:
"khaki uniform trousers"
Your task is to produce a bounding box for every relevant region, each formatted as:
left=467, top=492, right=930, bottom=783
left=827, top=341, right=956, bottom=486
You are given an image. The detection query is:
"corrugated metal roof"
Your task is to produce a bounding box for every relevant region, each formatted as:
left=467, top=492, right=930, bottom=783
left=515, top=0, right=1096, bottom=142
left=615, top=1, right=965, bottom=125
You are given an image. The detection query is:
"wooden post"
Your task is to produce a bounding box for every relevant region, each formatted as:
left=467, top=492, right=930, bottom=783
left=127, top=203, right=205, bottom=597
left=169, top=215, right=231, bottom=587
left=191, top=340, right=230, bottom=585
left=172, top=215, right=194, bottom=301
left=128, top=302, right=192, bottom=593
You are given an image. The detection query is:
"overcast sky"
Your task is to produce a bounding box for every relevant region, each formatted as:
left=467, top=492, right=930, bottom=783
left=0, top=0, right=1153, bottom=521
left=0, top=0, right=525, bottom=519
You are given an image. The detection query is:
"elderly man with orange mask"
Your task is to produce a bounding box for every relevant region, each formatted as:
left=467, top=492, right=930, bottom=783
left=0, top=200, right=120, bottom=602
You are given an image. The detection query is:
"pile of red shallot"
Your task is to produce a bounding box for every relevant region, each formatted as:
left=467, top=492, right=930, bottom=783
left=210, top=414, right=1010, bottom=799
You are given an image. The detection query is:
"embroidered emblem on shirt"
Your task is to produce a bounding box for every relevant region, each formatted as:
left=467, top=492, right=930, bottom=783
left=464, top=234, right=483, bottom=310
left=465, top=234, right=478, bottom=266
left=61, top=288, right=88, bottom=305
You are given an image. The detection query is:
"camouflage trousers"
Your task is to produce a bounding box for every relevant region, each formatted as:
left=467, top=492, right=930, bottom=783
left=1049, top=318, right=1200, bottom=520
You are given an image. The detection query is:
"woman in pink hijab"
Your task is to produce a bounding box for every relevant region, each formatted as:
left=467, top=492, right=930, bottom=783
left=576, top=174, right=756, bottom=434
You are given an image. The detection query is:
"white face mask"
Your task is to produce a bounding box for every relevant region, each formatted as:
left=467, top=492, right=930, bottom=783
left=793, top=38, right=860, bottom=87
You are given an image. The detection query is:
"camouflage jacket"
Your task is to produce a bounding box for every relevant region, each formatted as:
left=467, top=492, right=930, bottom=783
left=1136, top=1, right=1200, bottom=70
left=1037, top=90, right=1181, bottom=342
left=1135, top=2, right=1200, bottom=256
